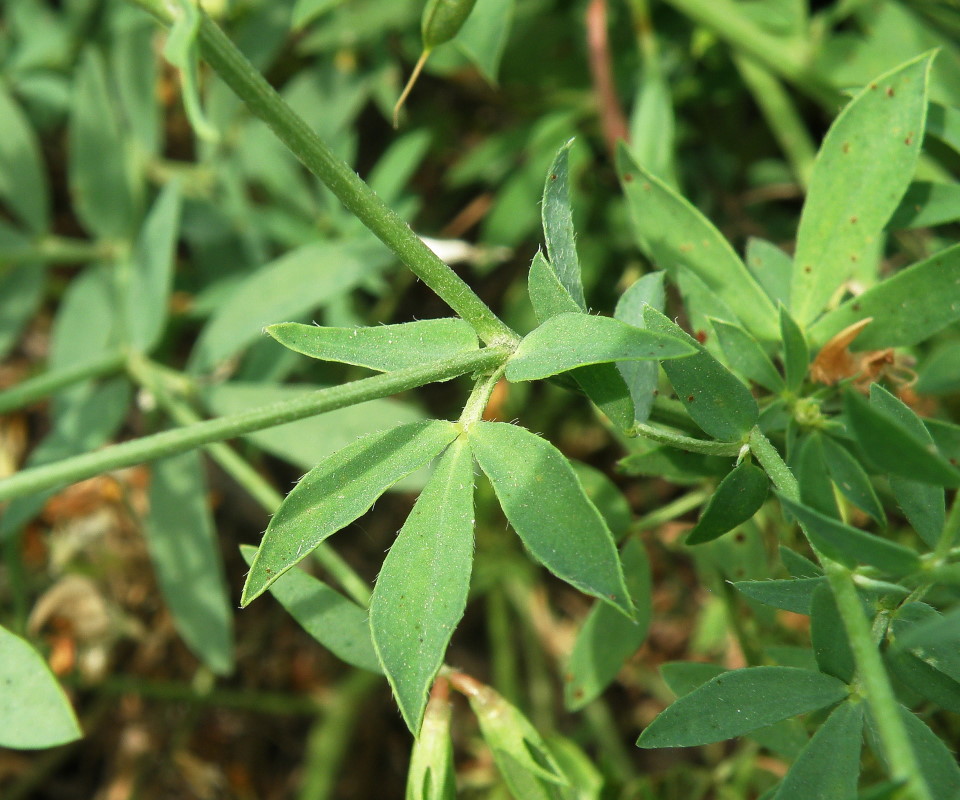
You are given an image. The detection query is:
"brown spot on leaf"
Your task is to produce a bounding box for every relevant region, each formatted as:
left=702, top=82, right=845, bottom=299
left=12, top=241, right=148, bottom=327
left=623, top=173, right=634, bottom=182
left=695, top=330, right=708, bottom=344
left=803, top=265, right=812, bottom=274
left=850, top=216, right=858, bottom=224
left=886, top=86, right=895, bottom=97
left=687, top=394, right=695, bottom=403
left=842, top=142, right=850, bottom=154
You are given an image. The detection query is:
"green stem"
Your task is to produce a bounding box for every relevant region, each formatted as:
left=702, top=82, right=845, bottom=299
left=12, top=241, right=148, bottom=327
left=935, top=490, right=960, bottom=560
left=631, top=421, right=743, bottom=456
left=128, top=356, right=372, bottom=606
left=0, top=236, right=119, bottom=269
left=0, top=352, right=127, bottom=414
left=633, top=488, right=711, bottom=532
left=749, top=426, right=931, bottom=800
left=124, top=0, right=516, bottom=347
left=0, top=347, right=510, bottom=503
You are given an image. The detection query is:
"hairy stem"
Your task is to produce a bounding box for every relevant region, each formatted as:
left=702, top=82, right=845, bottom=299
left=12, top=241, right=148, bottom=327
left=0, top=352, right=126, bottom=414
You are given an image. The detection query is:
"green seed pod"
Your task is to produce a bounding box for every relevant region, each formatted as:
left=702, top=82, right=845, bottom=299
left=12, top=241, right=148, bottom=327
left=421, top=0, right=478, bottom=49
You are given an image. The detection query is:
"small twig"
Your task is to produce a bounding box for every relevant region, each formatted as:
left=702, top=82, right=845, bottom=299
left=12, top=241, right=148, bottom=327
left=585, top=0, right=630, bottom=156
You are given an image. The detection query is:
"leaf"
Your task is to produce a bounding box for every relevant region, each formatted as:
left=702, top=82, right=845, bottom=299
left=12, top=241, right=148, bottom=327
left=636, top=666, right=848, bottom=748
left=112, top=20, right=162, bottom=158
left=896, top=706, right=960, bottom=797
left=628, top=59, right=678, bottom=186
left=809, top=243, right=960, bottom=350
left=790, top=53, right=934, bottom=324
left=779, top=307, right=809, bottom=393
left=406, top=683, right=456, bottom=800
left=793, top=434, right=840, bottom=519
left=239, top=546, right=381, bottom=673
left=618, top=144, right=778, bottom=341
left=470, top=422, right=633, bottom=616
left=292, top=0, right=343, bottom=29
left=266, top=318, right=479, bottom=372
left=189, top=240, right=389, bottom=372
left=0, top=625, right=82, bottom=749
left=780, top=545, right=823, bottom=579
left=686, top=462, right=769, bottom=545
left=660, top=661, right=727, bottom=697
left=615, top=272, right=667, bottom=423
left=370, top=439, right=475, bottom=734
left=712, top=318, right=784, bottom=392
left=895, top=606, right=960, bottom=684
left=540, top=141, right=585, bottom=309
left=779, top=496, right=922, bottom=576
left=642, top=306, right=759, bottom=441
left=528, top=250, right=581, bottom=322
left=69, top=49, right=137, bottom=240
left=146, top=452, right=234, bottom=675
left=505, top=312, right=694, bottom=383
left=468, top=684, right=567, bottom=785
left=0, top=261, right=45, bottom=361
left=745, top=237, right=792, bottom=307
left=843, top=388, right=960, bottom=487
left=773, top=701, right=864, bottom=800
left=569, top=462, right=632, bottom=541
left=810, top=583, right=855, bottom=683
left=886, top=648, right=960, bottom=714
left=163, top=0, right=218, bottom=141
left=888, top=181, right=960, bottom=229
left=0, top=83, right=48, bottom=232
left=734, top=578, right=825, bottom=615
left=890, top=475, right=944, bottom=550
left=126, top=183, right=182, bottom=351
left=564, top=539, right=652, bottom=710
left=820, top=436, right=885, bottom=524
left=242, top=420, right=459, bottom=605
left=456, top=0, right=516, bottom=85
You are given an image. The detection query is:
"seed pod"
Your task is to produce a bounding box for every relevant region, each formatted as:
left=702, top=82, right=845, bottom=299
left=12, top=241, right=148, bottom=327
left=393, top=0, right=479, bottom=127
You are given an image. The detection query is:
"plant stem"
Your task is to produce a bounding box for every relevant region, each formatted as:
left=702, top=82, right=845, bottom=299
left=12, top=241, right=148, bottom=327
left=631, top=421, right=743, bottom=456
left=0, top=347, right=510, bottom=503
left=0, top=352, right=126, bottom=414
left=750, top=426, right=931, bottom=800
left=633, top=488, right=711, bottom=532
left=128, top=356, right=372, bottom=607
left=0, top=236, right=119, bottom=269
left=123, top=0, right=517, bottom=347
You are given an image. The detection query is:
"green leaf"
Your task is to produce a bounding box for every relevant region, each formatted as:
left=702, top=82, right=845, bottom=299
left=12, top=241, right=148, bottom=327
left=266, top=318, right=479, bottom=372
left=541, top=141, right=585, bottom=309
left=0, top=83, right=48, bottom=232
left=505, top=312, right=694, bottom=383
left=564, top=539, right=652, bottom=710
left=820, top=436, right=885, bottom=524
left=890, top=475, right=944, bottom=550
left=896, top=606, right=960, bottom=684
left=780, top=546, right=823, bottom=579
left=146, top=451, right=234, bottom=675
left=0, top=261, right=45, bottom=361
left=69, top=49, right=137, bottom=240
left=469, top=684, right=567, bottom=785
left=734, top=578, right=825, bottom=615
left=897, top=706, right=960, bottom=797
left=470, top=422, right=633, bottom=616
left=628, top=60, right=678, bottom=187
left=456, top=0, right=515, bottom=85
left=618, top=144, right=778, bottom=341
left=886, top=648, right=960, bottom=714
left=637, top=666, right=848, bottom=748
left=406, top=683, right=456, bottom=800
left=660, top=661, right=727, bottom=697
left=686, top=462, right=768, bottom=545
left=239, top=545, right=381, bottom=673
left=790, top=53, right=934, bottom=324
left=793, top=433, right=840, bottom=519
left=370, top=439, right=475, bottom=734
left=779, top=307, right=808, bottom=393
left=619, top=445, right=734, bottom=483
left=888, top=181, right=960, bottom=229
left=112, top=20, right=162, bottom=158
left=642, top=307, right=759, bottom=441
left=242, top=420, right=459, bottom=605
left=712, top=318, right=785, bottom=392
left=189, top=240, right=388, bottom=372
left=528, top=250, right=581, bottom=322
left=615, top=273, right=667, bottom=423
left=163, top=0, right=218, bottom=141
left=292, top=0, right=343, bottom=28
left=745, top=237, right=792, bottom=307
left=780, top=496, right=922, bottom=576
left=917, top=345, right=960, bottom=395
left=0, top=625, right=82, bottom=749
left=843, top=388, right=960, bottom=487
left=773, top=701, right=863, bottom=800
left=126, top=183, right=182, bottom=352
left=810, top=582, right=855, bottom=683
left=570, top=462, right=632, bottom=541
left=809, top=243, right=960, bottom=350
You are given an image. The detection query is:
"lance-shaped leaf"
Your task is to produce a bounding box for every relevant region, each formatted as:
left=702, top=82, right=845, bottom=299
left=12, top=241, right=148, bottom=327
left=239, top=546, right=381, bottom=673
left=0, top=84, right=48, bottom=233
left=242, top=420, right=459, bottom=605
left=888, top=181, right=960, bottom=229
left=810, top=582, right=855, bottom=683
left=793, top=433, right=841, bottom=519
left=781, top=546, right=823, bottom=579
left=468, top=683, right=568, bottom=785
left=894, top=706, right=960, bottom=797
left=617, top=144, right=778, bottom=340
left=564, top=539, right=652, bottom=710
left=712, top=318, right=784, bottom=392
left=0, top=626, right=82, bottom=749
left=886, top=648, right=960, bottom=714
left=809, top=243, right=960, bottom=350
left=895, top=605, right=960, bottom=684
left=734, top=578, right=825, bottom=615
left=370, top=439, right=475, bottom=734
left=457, top=0, right=516, bottom=86
left=686, top=462, right=769, bottom=545
left=505, top=312, right=694, bottom=383
left=790, top=53, right=934, bottom=324
left=780, top=496, right=921, bottom=576
left=470, top=422, right=633, bottom=616
left=266, top=319, right=479, bottom=372
left=746, top=238, right=792, bottom=307
left=637, top=666, right=848, bottom=748
left=642, top=306, right=758, bottom=441
left=843, top=388, right=960, bottom=487
left=406, top=683, right=456, bottom=800
left=820, top=436, right=885, bottom=524
left=528, top=250, right=581, bottom=321
left=541, top=140, right=585, bottom=309
left=779, top=307, right=808, bottom=393
left=147, top=451, right=234, bottom=675
left=891, top=474, right=944, bottom=550
left=773, top=701, right=863, bottom=800
left=615, top=273, right=667, bottom=424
